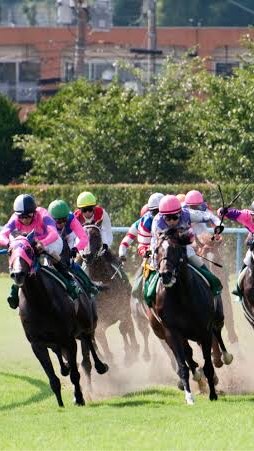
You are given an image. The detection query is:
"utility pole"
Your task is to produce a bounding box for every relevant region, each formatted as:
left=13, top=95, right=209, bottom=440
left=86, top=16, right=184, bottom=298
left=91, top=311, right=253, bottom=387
left=74, top=0, right=89, bottom=79
left=147, top=0, right=157, bottom=84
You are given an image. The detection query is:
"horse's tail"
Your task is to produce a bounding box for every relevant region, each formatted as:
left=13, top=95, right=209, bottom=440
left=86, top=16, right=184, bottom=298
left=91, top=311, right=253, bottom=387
left=85, top=335, right=109, bottom=374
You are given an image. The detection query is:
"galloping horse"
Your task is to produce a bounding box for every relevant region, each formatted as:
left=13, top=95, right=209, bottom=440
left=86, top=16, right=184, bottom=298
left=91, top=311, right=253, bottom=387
left=8, top=234, right=108, bottom=407
left=149, top=230, right=230, bottom=404
left=195, top=232, right=239, bottom=347
left=81, top=225, right=140, bottom=365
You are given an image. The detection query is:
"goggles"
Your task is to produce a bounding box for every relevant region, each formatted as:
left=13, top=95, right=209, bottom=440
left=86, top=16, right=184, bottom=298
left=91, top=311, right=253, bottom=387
left=164, top=213, right=180, bottom=221
left=17, top=212, right=34, bottom=220
left=55, top=217, right=67, bottom=224
left=81, top=206, right=94, bottom=213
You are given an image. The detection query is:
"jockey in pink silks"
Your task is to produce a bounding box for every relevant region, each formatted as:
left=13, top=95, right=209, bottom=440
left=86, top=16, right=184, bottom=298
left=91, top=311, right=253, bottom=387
left=0, top=194, right=77, bottom=309
left=218, top=206, right=254, bottom=298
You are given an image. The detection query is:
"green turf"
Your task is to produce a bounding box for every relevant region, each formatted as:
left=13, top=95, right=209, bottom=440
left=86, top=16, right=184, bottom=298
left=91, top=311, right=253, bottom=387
left=1, top=275, right=254, bottom=451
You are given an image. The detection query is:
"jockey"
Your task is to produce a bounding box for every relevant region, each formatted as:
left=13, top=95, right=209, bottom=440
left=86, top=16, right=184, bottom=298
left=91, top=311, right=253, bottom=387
left=48, top=199, right=98, bottom=297
left=137, top=192, right=164, bottom=257
left=74, top=191, right=113, bottom=251
left=184, top=190, right=222, bottom=236
left=0, top=194, right=72, bottom=309
left=218, top=206, right=254, bottom=298
left=48, top=199, right=89, bottom=258
left=151, top=195, right=223, bottom=297
left=118, top=204, right=149, bottom=262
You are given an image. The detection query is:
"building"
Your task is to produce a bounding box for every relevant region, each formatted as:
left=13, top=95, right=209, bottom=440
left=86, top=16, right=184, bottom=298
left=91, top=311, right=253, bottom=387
left=0, top=25, right=253, bottom=109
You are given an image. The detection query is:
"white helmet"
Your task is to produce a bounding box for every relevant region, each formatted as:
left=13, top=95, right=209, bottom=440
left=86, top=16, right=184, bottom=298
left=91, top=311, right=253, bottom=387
left=148, top=192, right=164, bottom=211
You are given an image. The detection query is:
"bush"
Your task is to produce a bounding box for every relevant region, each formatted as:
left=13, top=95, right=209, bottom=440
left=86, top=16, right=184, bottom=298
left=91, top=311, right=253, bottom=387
left=0, top=183, right=252, bottom=226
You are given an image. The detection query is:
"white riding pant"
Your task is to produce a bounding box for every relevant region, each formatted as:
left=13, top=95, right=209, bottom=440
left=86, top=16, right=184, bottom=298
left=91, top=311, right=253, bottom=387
left=243, top=249, right=252, bottom=266
left=44, top=236, right=63, bottom=261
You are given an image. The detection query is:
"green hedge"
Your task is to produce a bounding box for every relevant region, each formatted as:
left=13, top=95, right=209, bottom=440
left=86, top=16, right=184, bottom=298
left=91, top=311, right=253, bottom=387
left=0, top=183, right=253, bottom=226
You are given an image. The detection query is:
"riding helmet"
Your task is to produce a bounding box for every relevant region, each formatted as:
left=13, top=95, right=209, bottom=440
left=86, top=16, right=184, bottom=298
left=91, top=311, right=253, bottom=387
left=147, top=193, right=164, bottom=211
left=13, top=194, right=37, bottom=215
left=77, top=191, right=96, bottom=208
left=48, top=200, right=70, bottom=219
left=185, top=190, right=204, bottom=206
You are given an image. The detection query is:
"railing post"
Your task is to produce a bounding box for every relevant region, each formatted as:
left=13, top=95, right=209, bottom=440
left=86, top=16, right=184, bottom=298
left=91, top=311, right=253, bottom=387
left=236, top=232, right=244, bottom=275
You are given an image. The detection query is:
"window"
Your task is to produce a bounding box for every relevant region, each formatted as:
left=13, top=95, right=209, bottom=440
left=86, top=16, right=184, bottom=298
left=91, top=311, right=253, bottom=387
left=0, top=62, right=16, bottom=84
left=215, top=62, right=239, bottom=77
left=19, top=61, right=40, bottom=82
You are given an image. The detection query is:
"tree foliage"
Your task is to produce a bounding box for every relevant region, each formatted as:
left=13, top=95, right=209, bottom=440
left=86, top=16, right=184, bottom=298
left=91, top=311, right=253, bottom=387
left=14, top=36, right=254, bottom=185
left=0, top=94, right=29, bottom=184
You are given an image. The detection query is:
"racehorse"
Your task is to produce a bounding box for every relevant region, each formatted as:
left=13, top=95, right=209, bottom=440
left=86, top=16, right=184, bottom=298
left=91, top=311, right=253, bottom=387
left=241, top=244, right=254, bottom=329
left=148, top=230, right=231, bottom=404
left=195, top=232, right=239, bottom=350
left=8, top=234, right=108, bottom=407
left=80, top=225, right=140, bottom=366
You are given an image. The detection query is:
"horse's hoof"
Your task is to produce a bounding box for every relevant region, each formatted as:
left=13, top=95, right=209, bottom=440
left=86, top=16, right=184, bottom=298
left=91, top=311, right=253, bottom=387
left=185, top=391, right=195, bottom=405
left=213, top=358, right=223, bottom=368
left=222, top=351, right=233, bottom=365
left=193, top=368, right=204, bottom=382
left=213, top=372, right=219, bottom=386
left=73, top=396, right=85, bottom=406
left=95, top=362, right=109, bottom=374
left=209, top=392, right=218, bottom=401
left=61, top=365, right=70, bottom=377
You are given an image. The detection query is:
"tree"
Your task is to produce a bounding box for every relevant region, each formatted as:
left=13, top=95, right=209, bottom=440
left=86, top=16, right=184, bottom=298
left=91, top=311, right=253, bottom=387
left=0, top=94, right=29, bottom=184
left=112, top=0, right=143, bottom=26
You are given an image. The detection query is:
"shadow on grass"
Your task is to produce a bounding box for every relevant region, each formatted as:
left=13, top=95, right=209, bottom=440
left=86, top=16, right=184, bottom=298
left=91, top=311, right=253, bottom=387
left=90, top=387, right=180, bottom=408
left=0, top=372, right=52, bottom=410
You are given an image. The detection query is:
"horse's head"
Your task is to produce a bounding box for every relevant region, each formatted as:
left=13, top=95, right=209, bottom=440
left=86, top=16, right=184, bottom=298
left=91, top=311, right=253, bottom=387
left=82, top=225, right=103, bottom=264
left=8, top=235, right=35, bottom=286
left=156, top=231, right=187, bottom=288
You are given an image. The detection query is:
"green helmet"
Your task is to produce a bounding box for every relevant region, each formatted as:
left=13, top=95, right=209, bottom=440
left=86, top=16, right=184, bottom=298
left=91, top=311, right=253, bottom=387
left=77, top=191, right=96, bottom=208
left=48, top=200, right=70, bottom=219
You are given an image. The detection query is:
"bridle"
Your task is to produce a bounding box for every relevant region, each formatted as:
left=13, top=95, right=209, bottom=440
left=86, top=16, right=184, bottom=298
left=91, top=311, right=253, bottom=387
left=82, top=224, right=104, bottom=263
left=156, top=235, right=185, bottom=288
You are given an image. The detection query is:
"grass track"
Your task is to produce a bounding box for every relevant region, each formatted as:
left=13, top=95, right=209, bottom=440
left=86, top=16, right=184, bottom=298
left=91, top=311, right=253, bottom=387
left=1, top=276, right=254, bottom=451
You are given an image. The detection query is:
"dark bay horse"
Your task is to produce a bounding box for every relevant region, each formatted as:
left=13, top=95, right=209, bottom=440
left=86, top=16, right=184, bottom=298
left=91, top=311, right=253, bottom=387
left=80, top=225, right=140, bottom=366
left=8, top=235, right=108, bottom=407
left=149, top=231, right=231, bottom=404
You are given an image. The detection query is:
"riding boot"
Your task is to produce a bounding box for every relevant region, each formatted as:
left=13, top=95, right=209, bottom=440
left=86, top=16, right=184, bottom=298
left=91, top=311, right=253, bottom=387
left=7, top=284, right=19, bottom=309
left=232, top=263, right=246, bottom=299
left=199, top=264, right=223, bottom=297
left=54, top=261, right=81, bottom=300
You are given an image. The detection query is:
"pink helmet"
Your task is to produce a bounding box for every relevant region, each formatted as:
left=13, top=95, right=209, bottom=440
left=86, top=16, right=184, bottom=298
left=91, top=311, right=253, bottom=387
left=159, top=195, right=181, bottom=214
left=185, top=190, right=204, bottom=206
left=140, top=204, right=149, bottom=216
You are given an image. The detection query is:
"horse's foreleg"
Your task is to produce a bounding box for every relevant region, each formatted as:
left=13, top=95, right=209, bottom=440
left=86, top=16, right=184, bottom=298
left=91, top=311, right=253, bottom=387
left=65, top=338, right=85, bottom=406
left=119, top=315, right=140, bottom=364
left=221, top=285, right=239, bottom=344
left=31, top=342, right=64, bottom=407
left=213, top=328, right=233, bottom=365
left=95, top=326, right=115, bottom=364
left=201, top=336, right=218, bottom=401
left=84, top=335, right=109, bottom=374
left=164, top=330, right=194, bottom=405
left=51, top=345, right=70, bottom=376
left=80, top=338, right=92, bottom=389
left=137, top=316, right=151, bottom=361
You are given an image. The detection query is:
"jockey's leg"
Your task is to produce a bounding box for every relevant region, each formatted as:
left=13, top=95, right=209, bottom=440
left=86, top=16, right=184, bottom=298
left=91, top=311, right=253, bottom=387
left=188, top=254, right=223, bottom=297
left=7, top=284, right=19, bottom=309
left=54, top=261, right=81, bottom=300
left=232, top=261, right=247, bottom=299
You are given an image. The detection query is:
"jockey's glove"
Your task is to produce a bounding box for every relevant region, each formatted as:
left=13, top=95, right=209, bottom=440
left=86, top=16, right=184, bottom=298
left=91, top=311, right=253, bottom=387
left=102, top=243, right=108, bottom=251
left=120, top=255, right=126, bottom=263
left=70, top=247, right=78, bottom=258
left=34, top=240, right=44, bottom=255
left=219, top=207, right=228, bottom=217
left=144, top=250, right=152, bottom=258
left=214, top=225, right=224, bottom=235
